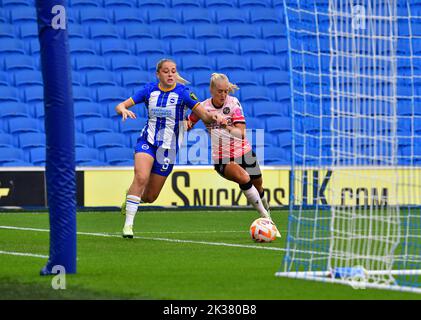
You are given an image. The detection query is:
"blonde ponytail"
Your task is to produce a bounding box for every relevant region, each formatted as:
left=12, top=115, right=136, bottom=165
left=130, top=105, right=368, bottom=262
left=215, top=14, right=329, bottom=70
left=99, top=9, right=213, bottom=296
left=156, top=58, right=190, bottom=85
left=210, top=73, right=239, bottom=93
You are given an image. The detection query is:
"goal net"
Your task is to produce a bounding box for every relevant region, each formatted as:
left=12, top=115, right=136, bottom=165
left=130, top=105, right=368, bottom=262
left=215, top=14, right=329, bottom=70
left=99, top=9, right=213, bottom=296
left=276, top=0, right=421, bottom=293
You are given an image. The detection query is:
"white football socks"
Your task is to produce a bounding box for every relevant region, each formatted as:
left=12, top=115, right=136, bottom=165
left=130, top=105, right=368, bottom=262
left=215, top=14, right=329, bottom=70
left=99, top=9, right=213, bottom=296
left=242, top=185, right=269, bottom=219
left=260, top=193, right=271, bottom=218
left=124, top=195, right=141, bottom=227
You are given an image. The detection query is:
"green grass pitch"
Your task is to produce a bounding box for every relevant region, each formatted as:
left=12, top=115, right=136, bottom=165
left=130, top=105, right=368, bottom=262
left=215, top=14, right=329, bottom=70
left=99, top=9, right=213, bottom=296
left=0, top=210, right=420, bottom=300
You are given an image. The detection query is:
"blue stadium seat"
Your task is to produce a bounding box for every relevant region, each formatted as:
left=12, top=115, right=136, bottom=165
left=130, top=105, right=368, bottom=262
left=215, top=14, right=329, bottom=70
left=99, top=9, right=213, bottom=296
left=215, top=55, right=250, bottom=71
left=226, top=24, right=258, bottom=39
left=0, top=39, right=26, bottom=55
left=0, top=87, right=20, bottom=102
left=144, top=54, right=175, bottom=71
left=74, top=102, right=103, bottom=119
left=18, top=132, right=46, bottom=149
left=253, top=102, right=288, bottom=118
left=93, top=132, right=127, bottom=149
left=104, top=0, right=136, bottom=8
left=113, top=8, right=144, bottom=24
left=274, top=39, right=288, bottom=54
left=182, top=9, right=214, bottom=24
left=0, top=147, right=25, bottom=164
left=0, top=102, right=28, bottom=119
left=171, top=0, right=201, bottom=8
left=24, top=87, right=43, bottom=104
left=89, top=24, right=120, bottom=39
left=239, top=39, right=272, bottom=55
left=240, top=86, right=272, bottom=103
left=192, top=25, right=223, bottom=40
left=245, top=116, right=264, bottom=129
left=119, top=117, right=147, bottom=134
left=250, top=8, right=283, bottom=24
left=75, top=132, right=90, bottom=148
left=70, top=0, right=101, bottom=8
left=147, top=9, right=179, bottom=24
left=80, top=118, right=114, bottom=134
left=159, top=24, right=190, bottom=40
left=0, top=72, right=9, bottom=86
left=73, top=86, right=94, bottom=102
left=85, top=70, right=117, bottom=87
left=204, top=0, right=234, bottom=8
left=205, top=39, right=237, bottom=55
left=0, top=11, right=7, bottom=24
left=192, top=71, right=212, bottom=87
left=170, top=39, right=202, bottom=55
left=228, top=71, right=260, bottom=86
left=124, top=25, right=155, bottom=40
left=251, top=55, right=285, bottom=71
left=0, top=133, right=14, bottom=148
left=2, top=0, right=33, bottom=8
left=31, top=103, right=44, bottom=119
left=181, top=55, right=214, bottom=72
left=215, top=9, right=248, bottom=24
left=128, top=132, right=140, bottom=147
left=100, top=39, right=132, bottom=56
left=262, top=147, right=287, bottom=165
left=7, top=118, right=41, bottom=134
left=19, top=23, right=38, bottom=39
left=263, top=71, right=289, bottom=87
left=72, top=71, right=84, bottom=86
left=96, top=86, right=128, bottom=104
left=277, top=132, right=292, bottom=148
left=74, top=56, right=106, bottom=72
left=238, top=0, right=270, bottom=8
left=68, top=24, right=86, bottom=39
left=137, top=0, right=167, bottom=8
left=134, top=39, right=166, bottom=56
left=266, top=116, right=291, bottom=133
left=14, top=70, right=43, bottom=87
left=4, top=55, right=36, bottom=71
left=261, top=24, right=286, bottom=39
left=80, top=8, right=111, bottom=24
left=27, top=39, right=40, bottom=55
left=10, top=8, right=37, bottom=24
left=75, top=147, right=101, bottom=164
left=110, top=55, right=144, bottom=71
left=121, top=71, right=152, bottom=88
left=104, top=147, right=134, bottom=166
left=0, top=24, right=15, bottom=39
left=69, top=39, right=97, bottom=56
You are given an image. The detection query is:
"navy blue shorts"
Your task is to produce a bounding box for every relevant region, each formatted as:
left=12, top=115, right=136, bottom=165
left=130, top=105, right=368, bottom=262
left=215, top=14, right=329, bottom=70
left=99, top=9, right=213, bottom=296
left=134, top=138, right=176, bottom=177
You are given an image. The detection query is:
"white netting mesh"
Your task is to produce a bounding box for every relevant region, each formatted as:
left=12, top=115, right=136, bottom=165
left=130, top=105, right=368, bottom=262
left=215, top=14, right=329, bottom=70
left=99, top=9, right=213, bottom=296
left=279, top=0, right=421, bottom=293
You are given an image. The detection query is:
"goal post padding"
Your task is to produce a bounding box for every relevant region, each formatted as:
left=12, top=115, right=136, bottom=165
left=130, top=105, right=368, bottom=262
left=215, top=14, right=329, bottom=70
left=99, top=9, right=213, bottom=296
left=36, top=0, right=76, bottom=275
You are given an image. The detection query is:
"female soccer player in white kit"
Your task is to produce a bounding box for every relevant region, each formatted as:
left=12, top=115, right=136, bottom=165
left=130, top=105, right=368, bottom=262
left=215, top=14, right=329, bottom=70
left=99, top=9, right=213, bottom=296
left=187, top=73, right=278, bottom=233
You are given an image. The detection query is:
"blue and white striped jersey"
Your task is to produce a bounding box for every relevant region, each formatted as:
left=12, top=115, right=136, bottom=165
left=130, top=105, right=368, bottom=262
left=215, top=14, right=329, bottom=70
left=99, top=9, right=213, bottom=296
left=130, top=82, right=199, bottom=150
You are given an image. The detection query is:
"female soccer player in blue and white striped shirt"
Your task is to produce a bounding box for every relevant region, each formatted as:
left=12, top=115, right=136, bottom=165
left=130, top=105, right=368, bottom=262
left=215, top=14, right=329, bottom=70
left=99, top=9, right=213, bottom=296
left=116, top=59, right=225, bottom=238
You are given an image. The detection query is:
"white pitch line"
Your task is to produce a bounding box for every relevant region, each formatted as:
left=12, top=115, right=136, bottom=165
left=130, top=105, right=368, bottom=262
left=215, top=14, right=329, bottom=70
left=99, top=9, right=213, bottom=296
left=0, top=225, right=285, bottom=253
left=0, top=250, right=48, bottom=259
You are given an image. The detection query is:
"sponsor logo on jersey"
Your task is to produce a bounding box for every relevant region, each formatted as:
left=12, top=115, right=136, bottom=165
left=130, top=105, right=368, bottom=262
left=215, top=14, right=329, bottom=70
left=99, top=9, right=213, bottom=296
left=150, top=107, right=173, bottom=117
left=190, top=92, right=198, bottom=101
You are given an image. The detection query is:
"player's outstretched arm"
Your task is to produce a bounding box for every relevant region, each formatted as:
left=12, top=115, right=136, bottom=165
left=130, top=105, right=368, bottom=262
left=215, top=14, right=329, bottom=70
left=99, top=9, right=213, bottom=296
left=192, top=104, right=226, bottom=125
left=115, top=98, right=137, bottom=121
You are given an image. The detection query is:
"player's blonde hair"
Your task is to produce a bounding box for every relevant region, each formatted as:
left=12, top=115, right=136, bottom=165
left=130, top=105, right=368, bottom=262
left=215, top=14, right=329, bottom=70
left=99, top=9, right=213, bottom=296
left=156, top=58, right=190, bottom=85
left=210, top=73, right=239, bottom=94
